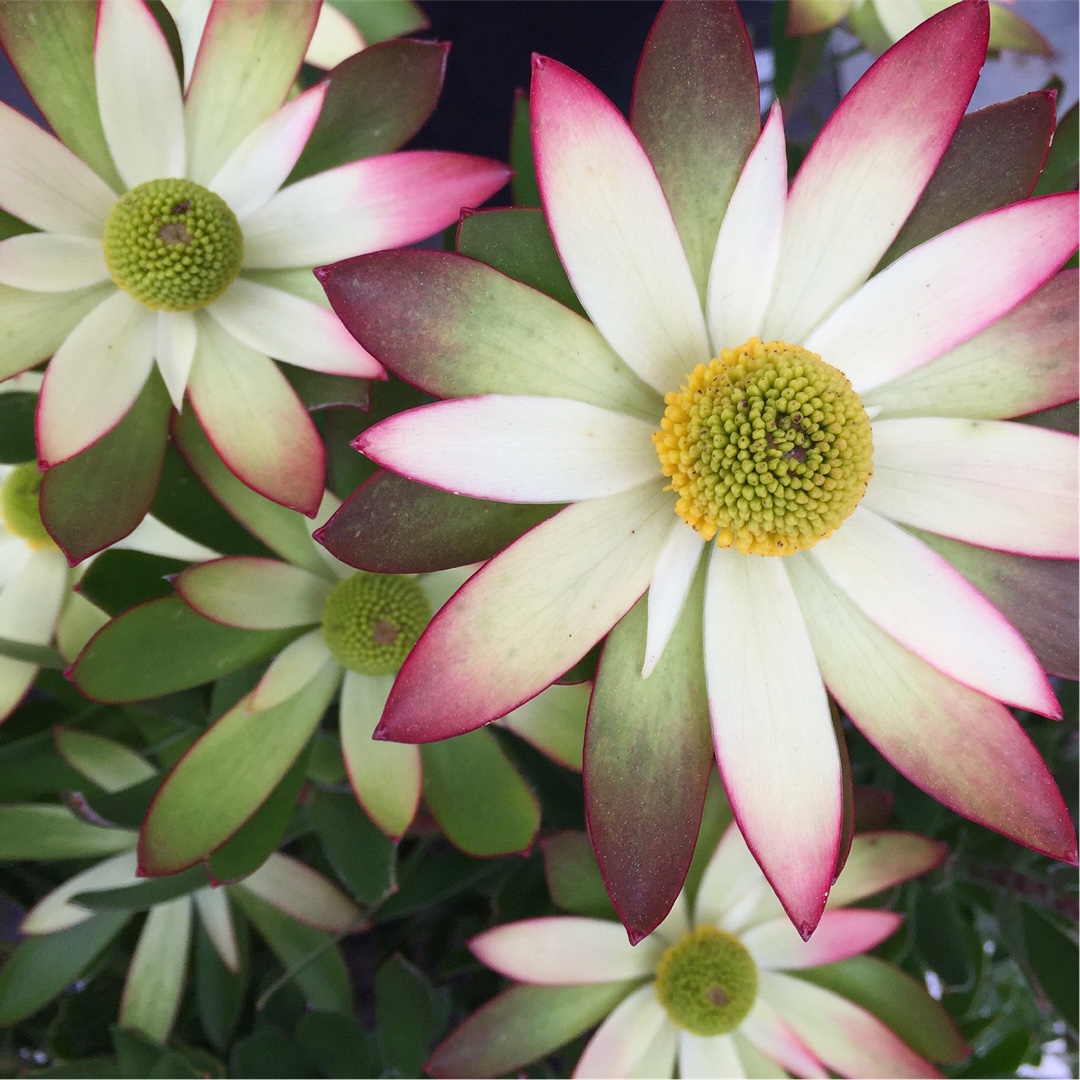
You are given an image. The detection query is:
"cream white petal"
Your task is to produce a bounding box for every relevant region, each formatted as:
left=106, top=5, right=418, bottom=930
left=111, top=513, right=217, bottom=564
left=155, top=310, right=197, bottom=411
left=0, top=548, right=67, bottom=646
left=0, top=234, right=109, bottom=292
left=305, top=3, right=366, bottom=69
left=678, top=1032, right=746, bottom=1079
left=642, top=520, right=705, bottom=678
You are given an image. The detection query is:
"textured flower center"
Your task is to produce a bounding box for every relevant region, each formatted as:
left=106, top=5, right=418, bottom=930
left=321, top=573, right=432, bottom=676
left=0, top=462, right=53, bottom=549
left=654, top=926, right=758, bottom=1037
left=102, top=179, right=243, bottom=311
left=653, top=338, right=873, bottom=555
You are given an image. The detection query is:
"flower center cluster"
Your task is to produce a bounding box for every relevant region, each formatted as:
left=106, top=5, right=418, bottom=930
left=0, top=462, right=53, bottom=549
left=102, top=178, right=243, bottom=311
left=320, top=573, right=432, bottom=677
left=654, top=926, right=758, bottom=1037
left=653, top=338, right=873, bottom=555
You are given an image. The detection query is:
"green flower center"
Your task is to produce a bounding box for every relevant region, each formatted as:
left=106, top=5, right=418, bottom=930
left=321, top=573, right=432, bottom=676
left=654, top=926, right=758, bottom=1037
left=1, top=462, right=53, bottom=549
left=102, top=178, right=243, bottom=311
left=653, top=338, right=873, bottom=556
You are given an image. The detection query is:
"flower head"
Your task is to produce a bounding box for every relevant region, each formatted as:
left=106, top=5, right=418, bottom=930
left=0, top=0, right=508, bottom=529
left=318, top=0, right=1078, bottom=939
left=428, top=821, right=964, bottom=1078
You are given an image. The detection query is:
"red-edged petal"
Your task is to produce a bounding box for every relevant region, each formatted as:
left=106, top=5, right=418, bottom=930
left=743, top=909, right=903, bottom=971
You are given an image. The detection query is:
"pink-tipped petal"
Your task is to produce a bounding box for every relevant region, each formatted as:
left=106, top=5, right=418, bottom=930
left=242, top=152, right=510, bottom=268
left=358, top=397, right=658, bottom=504
left=808, top=194, right=1079, bottom=394
left=0, top=234, right=108, bottom=292
left=704, top=547, right=842, bottom=938
left=764, top=2, right=988, bottom=344
left=471, top=917, right=661, bottom=986
left=209, top=278, right=383, bottom=377
left=789, top=555, right=1077, bottom=864
left=155, top=310, right=197, bottom=412
left=642, top=521, right=705, bottom=678
left=531, top=55, right=708, bottom=396
left=811, top=508, right=1058, bottom=715
left=828, top=831, right=946, bottom=908
left=865, top=418, right=1078, bottom=558
left=0, top=101, right=116, bottom=236
left=378, top=484, right=673, bottom=743
left=340, top=670, right=421, bottom=840
left=37, top=291, right=154, bottom=467
left=739, top=997, right=828, bottom=1078
left=241, top=851, right=361, bottom=933
left=573, top=985, right=676, bottom=1080
left=95, top=0, right=185, bottom=187
left=743, top=909, right=903, bottom=971
left=761, top=971, right=940, bottom=1079
left=210, top=82, right=328, bottom=219
left=707, top=103, right=787, bottom=351
left=186, top=313, right=324, bottom=515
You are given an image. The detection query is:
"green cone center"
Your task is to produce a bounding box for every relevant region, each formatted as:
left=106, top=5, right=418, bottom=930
left=653, top=337, right=873, bottom=555
left=1, top=462, right=52, bottom=549
left=654, top=926, right=758, bottom=1037
left=102, top=178, right=243, bottom=311
left=321, top=573, right=432, bottom=676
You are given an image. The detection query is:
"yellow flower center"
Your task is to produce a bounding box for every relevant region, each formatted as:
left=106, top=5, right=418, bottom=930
left=653, top=338, right=873, bottom=555
left=0, top=462, right=54, bottom=550
left=654, top=925, right=758, bottom=1037
left=102, top=178, right=243, bottom=311
left=321, top=573, right=432, bottom=677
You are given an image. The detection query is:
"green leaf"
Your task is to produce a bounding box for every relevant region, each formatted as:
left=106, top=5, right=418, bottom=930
left=0, top=390, right=37, bottom=462
left=53, top=726, right=157, bottom=792
left=195, top=914, right=249, bottom=1053
left=373, top=844, right=502, bottom=922
left=426, top=981, right=639, bottom=1079
left=70, top=596, right=302, bottom=703
left=456, top=207, right=583, bottom=314
left=954, top=1029, right=1032, bottom=1078
left=73, top=864, right=210, bottom=911
left=112, top=1028, right=167, bottom=1080
left=796, top=955, right=969, bottom=1064
left=0, top=635, right=65, bottom=668
left=375, top=954, right=449, bottom=1077
left=509, top=91, right=541, bottom=208
left=0, top=912, right=130, bottom=1023
left=330, top=0, right=428, bottom=44
left=230, top=888, right=352, bottom=1013
left=84, top=773, right=165, bottom=832
left=295, top=1010, right=379, bottom=1079
left=229, top=1027, right=317, bottom=1080
left=36, top=1059, right=123, bottom=1079
left=40, top=372, right=172, bottom=564
left=316, top=468, right=557, bottom=574
left=0, top=207, right=34, bottom=243
left=311, top=787, right=397, bottom=905
left=914, top=888, right=980, bottom=991
left=139, top=670, right=335, bottom=875
left=207, top=745, right=314, bottom=883
left=1021, top=903, right=1079, bottom=1024
left=172, top=408, right=330, bottom=578
left=77, top=550, right=190, bottom=618
left=283, top=367, right=369, bottom=412
left=290, top=38, right=447, bottom=181
left=0, top=803, right=136, bottom=860
left=586, top=568, right=712, bottom=941
left=0, top=729, right=98, bottom=801
left=0, top=0, right=124, bottom=189
left=421, top=728, right=540, bottom=857
left=1034, top=101, right=1079, bottom=196
left=541, top=831, right=617, bottom=920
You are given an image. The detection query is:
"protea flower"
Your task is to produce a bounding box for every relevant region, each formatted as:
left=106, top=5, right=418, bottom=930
left=316, top=0, right=1078, bottom=940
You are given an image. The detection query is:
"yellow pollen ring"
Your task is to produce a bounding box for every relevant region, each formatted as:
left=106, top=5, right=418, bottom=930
left=652, top=338, right=873, bottom=556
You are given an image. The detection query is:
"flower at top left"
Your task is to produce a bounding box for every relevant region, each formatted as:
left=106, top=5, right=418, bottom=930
left=0, top=0, right=509, bottom=536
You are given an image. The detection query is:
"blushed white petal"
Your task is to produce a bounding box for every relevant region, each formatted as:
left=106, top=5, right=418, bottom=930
left=678, top=1032, right=746, bottom=1079
left=155, top=310, right=197, bottom=411
left=0, top=234, right=109, bottom=292
left=810, top=508, right=1057, bottom=715
left=574, top=985, right=675, bottom=1079
left=864, top=418, right=1078, bottom=558
left=95, top=0, right=186, bottom=187
left=740, top=997, right=827, bottom=1077
left=531, top=55, right=709, bottom=395
left=0, top=101, right=117, bottom=235
left=707, top=103, right=787, bottom=352
left=743, top=909, right=902, bottom=970
left=241, top=852, right=361, bottom=933
left=470, top=917, right=661, bottom=985
left=210, top=83, right=328, bottom=219
left=703, top=547, right=841, bottom=937
left=37, top=292, right=155, bottom=466
left=21, top=850, right=138, bottom=934
left=209, top=278, right=384, bottom=377
left=112, top=513, right=217, bottom=563
left=642, top=520, right=705, bottom=678
left=358, top=397, right=659, bottom=503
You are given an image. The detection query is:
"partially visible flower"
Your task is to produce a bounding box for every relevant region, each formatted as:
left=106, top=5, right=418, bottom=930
left=429, top=821, right=962, bottom=1079
left=0, top=0, right=508, bottom=522
left=787, top=0, right=1053, bottom=56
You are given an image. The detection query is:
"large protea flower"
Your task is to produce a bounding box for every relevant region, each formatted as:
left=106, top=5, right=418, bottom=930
left=316, top=0, right=1078, bottom=940
left=0, top=0, right=508, bottom=556
left=428, top=819, right=967, bottom=1079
